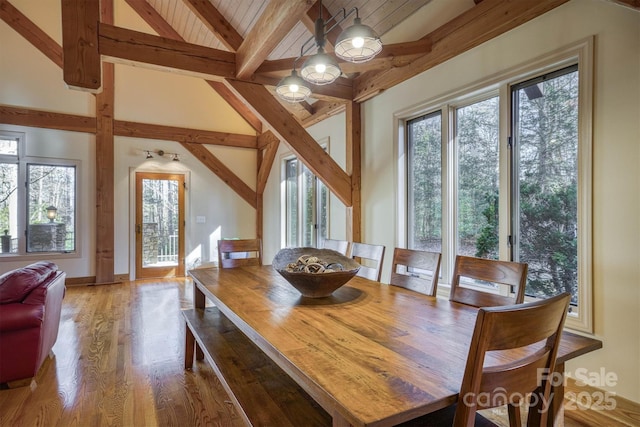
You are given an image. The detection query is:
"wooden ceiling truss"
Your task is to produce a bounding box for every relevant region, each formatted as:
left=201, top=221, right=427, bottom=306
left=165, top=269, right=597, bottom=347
left=0, top=0, right=605, bottom=282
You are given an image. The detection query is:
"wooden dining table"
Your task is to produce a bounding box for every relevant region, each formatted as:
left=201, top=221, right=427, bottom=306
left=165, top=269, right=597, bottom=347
left=187, top=265, right=602, bottom=427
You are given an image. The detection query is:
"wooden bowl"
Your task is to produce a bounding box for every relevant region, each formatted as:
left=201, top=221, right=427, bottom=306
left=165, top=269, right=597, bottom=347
left=272, top=247, right=360, bottom=298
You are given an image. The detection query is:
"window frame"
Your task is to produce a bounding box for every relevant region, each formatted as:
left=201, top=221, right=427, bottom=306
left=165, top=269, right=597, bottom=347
left=280, top=139, right=330, bottom=248
left=0, top=130, right=81, bottom=260
left=395, top=38, right=593, bottom=333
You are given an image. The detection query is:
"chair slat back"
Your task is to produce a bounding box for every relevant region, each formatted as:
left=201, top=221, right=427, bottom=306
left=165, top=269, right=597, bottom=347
left=349, top=242, right=385, bottom=282
left=218, top=239, right=262, bottom=269
left=449, top=255, right=527, bottom=307
left=454, top=293, right=570, bottom=426
left=320, top=239, right=350, bottom=256
left=390, top=248, right=441, bottom=297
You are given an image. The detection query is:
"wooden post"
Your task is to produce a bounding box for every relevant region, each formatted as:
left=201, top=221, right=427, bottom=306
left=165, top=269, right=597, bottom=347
left=61, top=0, right=101, bottom=92
left=95, top=0, right=115, bottom=284
left=346, top=102, right=362, bottom=243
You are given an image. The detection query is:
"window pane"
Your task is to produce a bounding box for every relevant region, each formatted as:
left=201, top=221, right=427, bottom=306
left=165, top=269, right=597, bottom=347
left=318, top=180, right=328, bottom=243
left=0, top=136, right=18, bottom=156
left=407, top=112, right=442, bottom=253
left=456, top=97, right=500, bottom=259
left=301, top=165, right=315, bottom=247
left=0, top=162, right=18, bottom=253
left=285, top=159, right=298, bottom=246
left=513, top=67, right=579, bottom=304
left=26, top=164, right=76, bottom=252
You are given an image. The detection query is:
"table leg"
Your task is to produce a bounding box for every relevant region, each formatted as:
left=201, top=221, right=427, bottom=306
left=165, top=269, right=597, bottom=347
left=193, top=280, right=205, bottom=309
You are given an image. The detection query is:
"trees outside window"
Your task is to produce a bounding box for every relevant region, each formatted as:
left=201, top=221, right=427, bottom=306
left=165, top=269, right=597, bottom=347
left=0, top=131, right=77, bottom=255
left=405, top=61, right=588, bottom=326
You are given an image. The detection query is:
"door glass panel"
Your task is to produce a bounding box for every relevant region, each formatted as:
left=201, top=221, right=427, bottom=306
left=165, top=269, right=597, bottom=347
left=142, top=178, right=179, bottom=267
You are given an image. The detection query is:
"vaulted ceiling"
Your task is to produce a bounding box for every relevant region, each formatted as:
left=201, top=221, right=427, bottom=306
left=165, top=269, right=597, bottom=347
left=2, top=0, right=638, bottom=283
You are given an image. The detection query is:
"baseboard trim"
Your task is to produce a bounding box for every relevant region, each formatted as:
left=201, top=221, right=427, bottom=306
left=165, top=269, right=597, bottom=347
left=65, top=274, right=129, bottom=286
left=564, top=377, right=640, bottom=426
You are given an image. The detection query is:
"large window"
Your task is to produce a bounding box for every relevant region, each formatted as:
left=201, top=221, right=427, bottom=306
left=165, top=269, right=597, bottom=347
left=284, top=157, right=327, bottom=248
left=403, top=42, right=592, bottom=332
left=0, top=131, right=77, bottom=255
left=511, top=66, right=579, bottom=304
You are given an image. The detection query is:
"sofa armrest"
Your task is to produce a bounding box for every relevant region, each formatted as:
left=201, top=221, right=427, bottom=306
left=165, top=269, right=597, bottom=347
left=22, top=271, right=66, bottom=306
left=0, top=303, right=44, bottom=331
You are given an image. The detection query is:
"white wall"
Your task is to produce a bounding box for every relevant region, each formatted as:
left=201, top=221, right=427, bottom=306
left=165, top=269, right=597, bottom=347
left=358, top=0, right=640, bottom=402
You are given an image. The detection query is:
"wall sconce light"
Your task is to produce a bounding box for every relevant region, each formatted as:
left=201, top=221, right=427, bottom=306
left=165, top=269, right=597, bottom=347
left=46, top=205, right=57, bottom=223
left=143, top=149, right=180, bottom=162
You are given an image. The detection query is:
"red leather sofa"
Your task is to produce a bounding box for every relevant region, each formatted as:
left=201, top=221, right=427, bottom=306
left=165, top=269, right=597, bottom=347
left=0, top=261, right=66, bottom=385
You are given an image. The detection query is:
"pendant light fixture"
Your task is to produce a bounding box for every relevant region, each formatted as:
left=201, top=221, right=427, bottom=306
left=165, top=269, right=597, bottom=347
left=275, top=68, right=312, bottom=102
left=334, top=16, right=383, bottom=63
left=276, top=1, right=382, bottom=102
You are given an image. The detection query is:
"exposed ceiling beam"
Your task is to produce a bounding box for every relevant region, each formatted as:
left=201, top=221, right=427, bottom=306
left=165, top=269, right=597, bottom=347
left=0, top=104, right=97, bottom=133
left=0, top=0, right=63, bottom=67
left=236, top=0, right=313, bottom=80
left=61, top=0, right=101, bottom=91
left=353, top=0, right=570, bottom=102
left=182, top=0, right=243, bottom=51
left=302, top=100, right=346, bottom=128
left=181, top=142, right=257, bottom=209
left=113, top=121, right=258, bottom=149
left=257, top=131, right=280, bottom=195
left=98, top=23, right=236, bottom=81
left=225, top=79, right=352, bottom=207
left=124, top=0, right=262, bottom=132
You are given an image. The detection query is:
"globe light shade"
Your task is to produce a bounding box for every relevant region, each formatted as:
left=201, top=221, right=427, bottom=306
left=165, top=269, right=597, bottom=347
left=335, top=17, right=382, bottom=63
left=300, top=51, right=342, bottom=85
left=276, top=70, right=312, bottom=102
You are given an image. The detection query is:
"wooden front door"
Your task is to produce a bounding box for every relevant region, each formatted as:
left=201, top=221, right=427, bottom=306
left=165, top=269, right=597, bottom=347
left=135, top=172, right=185, bottom=279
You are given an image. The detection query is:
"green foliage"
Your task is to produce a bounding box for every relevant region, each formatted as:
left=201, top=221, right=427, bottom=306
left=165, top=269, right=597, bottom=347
left=475, top=191, right=499, bottom=259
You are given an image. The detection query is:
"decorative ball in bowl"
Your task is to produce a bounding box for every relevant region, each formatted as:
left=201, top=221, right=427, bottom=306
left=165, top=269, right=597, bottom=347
left=272, top=247, right=360, bottom=298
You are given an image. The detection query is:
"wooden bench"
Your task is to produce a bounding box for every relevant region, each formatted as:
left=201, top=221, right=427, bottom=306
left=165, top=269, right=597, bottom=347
left=182, top=307, right=331, bottom=427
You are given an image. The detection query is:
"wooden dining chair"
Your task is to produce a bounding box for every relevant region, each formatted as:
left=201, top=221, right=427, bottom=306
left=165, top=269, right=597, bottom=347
left=449, top=255, right=528, bottom=307
left=390, top=248, right=441, bottom=296
left=320, top=238, right=350, bottom=256
left=349, top=242, right=385, bottom=282
left=399, top=292, right=571, bottom=427
left=217, top=239, right=262, bottom=268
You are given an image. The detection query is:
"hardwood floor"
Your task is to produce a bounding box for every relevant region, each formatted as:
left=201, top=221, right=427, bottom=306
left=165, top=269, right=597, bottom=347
left=0, top=278, right=242, bottom=426
left=0, top=278, right=635, bottom=426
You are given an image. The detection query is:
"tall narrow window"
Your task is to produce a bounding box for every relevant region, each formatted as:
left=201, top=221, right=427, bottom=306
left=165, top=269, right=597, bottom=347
left=455, top=97, right=500, bottom=259
left=407, top=112, right=442, bottom=253
left=511, top=65, right=580, bottom=304
left=284, top=157, right=327, bottom=248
